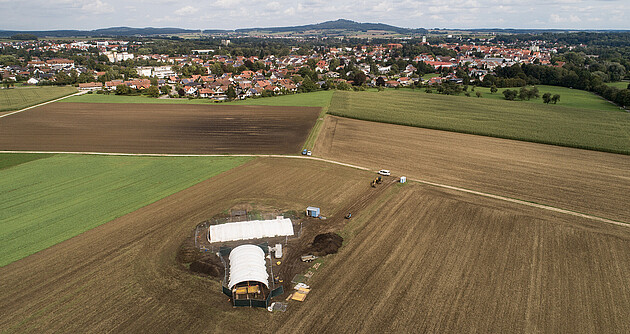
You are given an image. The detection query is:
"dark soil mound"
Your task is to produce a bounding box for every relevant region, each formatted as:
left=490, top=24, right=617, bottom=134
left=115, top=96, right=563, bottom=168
left=311, top=232, right=343, bottom=256
left=190, top=254, right=224, bottom=278
left=177, top=236, right=199, bottom=263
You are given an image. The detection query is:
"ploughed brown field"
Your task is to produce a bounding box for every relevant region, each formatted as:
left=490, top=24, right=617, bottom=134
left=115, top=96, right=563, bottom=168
left=314, top=116, right=630, bottom=223
left=2, top=158, right=629, bottom=333
left=0, top=103, right=320, bottom=154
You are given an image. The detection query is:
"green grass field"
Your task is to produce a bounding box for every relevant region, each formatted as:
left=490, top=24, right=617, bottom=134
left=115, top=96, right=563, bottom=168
left=0, top=153, right=55, bottom=170
left=422, top=73, right=440, bottom=80
left=226, top=90, right=333, bottom=107
left=0, top=154, right=250, bottom=267
left=472, top=85, right=621, bottom=112
left=605, top=81, right=630, bottom=90
left=63, top=93, right=216, bottom=105
left=0, top=86, right=78, bottom=112
left=63, top=90, right=334, bottom=107
left=328, top=90, right=630, bottom=154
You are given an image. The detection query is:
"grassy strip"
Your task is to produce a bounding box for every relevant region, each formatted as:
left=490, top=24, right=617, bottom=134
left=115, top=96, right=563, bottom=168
left=62, top=90, right=334, bottom=107
left=328, top=90, right=630, bottom=155
left=0, top=153, right=55, bottom=170
left=605, top=81, right=629, bottom=90
left=226, top=90, right=334, bottom=107
left=0, top=86, right=78, bottom=112
left=302, top=92, right=335, bottom=150
left=62, top=93, right=216, bottom=105
left=0, top=154, right=251, bottom=267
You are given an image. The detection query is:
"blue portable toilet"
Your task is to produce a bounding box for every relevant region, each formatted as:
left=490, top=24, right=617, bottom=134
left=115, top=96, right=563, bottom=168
left=306, top=207, right=320, bottom=218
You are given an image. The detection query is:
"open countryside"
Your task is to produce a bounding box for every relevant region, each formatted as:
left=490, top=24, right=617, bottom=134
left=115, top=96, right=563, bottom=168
left=2, top=81, right=630, bottom=333
left=2, top=158, right=629, bottom=333
left=1, top=12, right=630, bottom=334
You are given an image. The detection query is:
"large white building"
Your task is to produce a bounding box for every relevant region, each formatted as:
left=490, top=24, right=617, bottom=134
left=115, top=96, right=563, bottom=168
left=134, top=66, right=174, bottom=78
left=102, top=51, right=134, bottom=63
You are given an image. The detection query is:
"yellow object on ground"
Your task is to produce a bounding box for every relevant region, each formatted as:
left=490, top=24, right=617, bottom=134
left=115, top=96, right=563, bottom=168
left=291, top=287, right=311, bottom=302
left=276, top=261, right=282, bottom=265
left=247, top=286, right=260, bottom=294
left=235, top=287, right=248, bottom=294
left=291, top=291, right=307, bottom=302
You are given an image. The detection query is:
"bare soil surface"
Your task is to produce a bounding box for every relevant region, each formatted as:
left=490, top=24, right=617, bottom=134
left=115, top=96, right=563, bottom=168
left=315, top=116, right=630, bottom=223
left=0, top=102, right=320, bottom=154
left=1, top=158, right=629, bottom=333
left=275, top=183, right=630, bottom=333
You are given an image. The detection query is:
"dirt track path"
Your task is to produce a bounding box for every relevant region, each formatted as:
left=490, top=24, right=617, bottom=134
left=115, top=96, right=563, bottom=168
left=1, top=150, right=628, bottom=228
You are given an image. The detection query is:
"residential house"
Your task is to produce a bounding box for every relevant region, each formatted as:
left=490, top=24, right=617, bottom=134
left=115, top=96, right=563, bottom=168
left=78, top=82, right=103, bottom=91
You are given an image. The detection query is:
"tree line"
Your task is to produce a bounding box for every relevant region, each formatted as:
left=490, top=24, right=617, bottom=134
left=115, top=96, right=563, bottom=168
left=477, top=52, right=630, bottom=108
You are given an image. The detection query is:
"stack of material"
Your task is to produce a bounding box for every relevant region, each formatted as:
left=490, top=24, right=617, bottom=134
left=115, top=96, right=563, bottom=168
left=291, top=284, right=311, bottom=302
left=291, top=288, right=310, bottom=301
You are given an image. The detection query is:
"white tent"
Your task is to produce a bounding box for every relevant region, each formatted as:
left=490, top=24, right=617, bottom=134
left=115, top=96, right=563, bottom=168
left=228, top=244, right=269, bottom=289
left=209, top=217, right=294, bottom=243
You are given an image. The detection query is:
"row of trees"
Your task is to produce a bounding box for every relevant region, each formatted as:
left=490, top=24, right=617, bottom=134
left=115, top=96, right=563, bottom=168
left=481, top=53, right=629, bottom=107
left=113, top=84, right=160, bottom=97
left=502, top=87, right=560, bottom=103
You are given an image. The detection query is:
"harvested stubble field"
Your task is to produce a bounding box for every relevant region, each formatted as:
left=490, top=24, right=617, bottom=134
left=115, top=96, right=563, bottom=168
left=278, top=183, right=630, bottom=333
left=315, top=116, right=630, bottom=223
left=0, top=102, right=320, bottom=154
left=2, top=158, right=629, bottom=333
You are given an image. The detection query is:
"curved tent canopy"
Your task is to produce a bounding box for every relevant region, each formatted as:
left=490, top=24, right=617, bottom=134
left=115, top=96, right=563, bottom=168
left=228, top=244, right=269, bottom=289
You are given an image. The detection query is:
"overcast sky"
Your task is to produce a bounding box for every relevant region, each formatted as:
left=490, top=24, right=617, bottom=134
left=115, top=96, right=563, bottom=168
left=0, top=0, right=628, bottom=31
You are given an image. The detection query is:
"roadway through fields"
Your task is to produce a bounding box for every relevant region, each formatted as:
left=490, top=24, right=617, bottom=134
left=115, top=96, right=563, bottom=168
left=1, top=150, right=628, bottom=228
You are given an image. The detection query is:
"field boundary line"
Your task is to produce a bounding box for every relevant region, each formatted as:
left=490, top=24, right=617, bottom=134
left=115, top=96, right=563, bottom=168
left=0, top=150, right=626, bottom=228
left=0, top=90, right=86, bottom=119
left=302, top=92, right=334, bottom=150
left=407, top=177, right=630, bottom=228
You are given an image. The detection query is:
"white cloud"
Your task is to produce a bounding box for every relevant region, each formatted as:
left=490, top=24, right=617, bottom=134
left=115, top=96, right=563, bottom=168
left=266, top=1, right=281, bottom=10
left=81, top=0, right=114, bottom=14
left=174, top=5, right=198, bottom=16
left=550, top=13, right=582, bottom=23
left=214, top=0, right=241, bottom=9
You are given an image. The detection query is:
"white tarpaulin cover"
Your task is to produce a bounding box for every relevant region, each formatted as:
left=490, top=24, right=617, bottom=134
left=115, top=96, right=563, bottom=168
left=228, top=244, right=269, bottom=289
left=210, top=218, right=294, bottom=243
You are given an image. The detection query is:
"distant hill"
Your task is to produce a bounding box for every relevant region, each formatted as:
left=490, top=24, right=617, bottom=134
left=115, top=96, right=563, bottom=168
left=2, top=21, right=625, bottom=39
left=0, top=27, right=200, bottom=38
left=231, top=19, right=428, bottom=35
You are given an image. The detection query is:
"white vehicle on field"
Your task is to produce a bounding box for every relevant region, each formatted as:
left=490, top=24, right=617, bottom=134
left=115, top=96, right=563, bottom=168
left=377, top=169, right=391, bottom=176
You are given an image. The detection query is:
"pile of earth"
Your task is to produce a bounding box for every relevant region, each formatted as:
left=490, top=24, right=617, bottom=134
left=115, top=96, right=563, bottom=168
left=177, top=236, right=199, bottom=263
left=190, top=254, right=224, bottom=278
left=311, top=232, right=343, bottom=256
